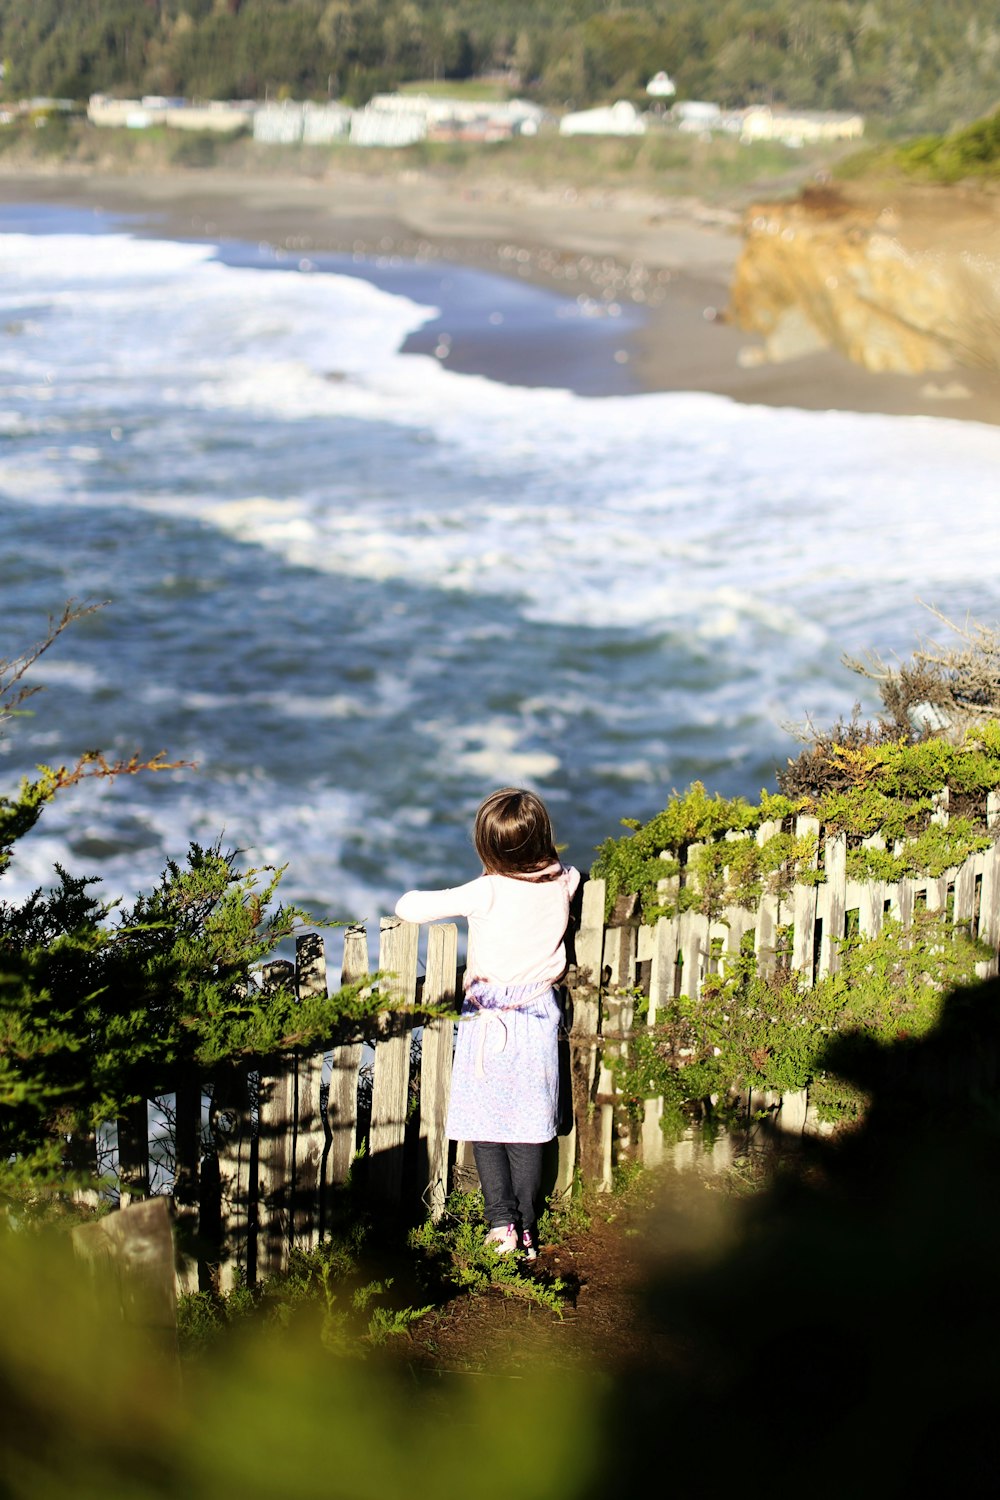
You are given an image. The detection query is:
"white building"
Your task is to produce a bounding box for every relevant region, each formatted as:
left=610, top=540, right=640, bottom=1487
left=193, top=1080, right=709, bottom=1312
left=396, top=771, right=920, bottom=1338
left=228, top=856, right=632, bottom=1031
left=366, top=92, right=544, bottom=132
left=301, top=101, right=352, bottom=144
left=559, top=100, right=646, bottom=137
left=739, top=105, right=865, bottom=147
left=252, top=102, right=305, bottom=144
left=673, top=100, right=723, bottom=133
left=646, top=71, right=676, bottom=100
left=348, top=92, right=545, bottom=148
left=252, top=100, right=352, bottom=145
left=350, top=104, right=427, bottom=147
left=88, top=94, right=251, bottom=134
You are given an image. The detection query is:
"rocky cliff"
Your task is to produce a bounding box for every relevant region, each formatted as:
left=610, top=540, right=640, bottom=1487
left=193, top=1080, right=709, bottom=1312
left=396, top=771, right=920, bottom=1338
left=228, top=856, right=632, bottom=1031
left=730, top=183, right=1000, bottom=376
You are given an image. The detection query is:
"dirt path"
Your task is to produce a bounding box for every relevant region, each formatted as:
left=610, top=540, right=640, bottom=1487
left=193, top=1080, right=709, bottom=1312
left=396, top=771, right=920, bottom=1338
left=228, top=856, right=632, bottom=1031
left=399, top=1176, right=699, bottom=1377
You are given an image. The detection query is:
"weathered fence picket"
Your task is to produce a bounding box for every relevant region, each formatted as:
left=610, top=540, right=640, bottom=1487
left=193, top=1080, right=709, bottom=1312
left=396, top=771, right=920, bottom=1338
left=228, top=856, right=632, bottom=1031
left=211, top=1062, right=252, bottom=1292
left=295, top=933, right=328, bottom=1253
left=419, top=922, right=458, bottom=1221
left=326, top=925, right=367, bottom=1193
left=369, top=917, right=419, bottom=1204
left=173, top=1072, right=200, bottom=1295
left=257, top=959, right=296, bottom=1279
left=78, top=797, right=1000, bottom=1291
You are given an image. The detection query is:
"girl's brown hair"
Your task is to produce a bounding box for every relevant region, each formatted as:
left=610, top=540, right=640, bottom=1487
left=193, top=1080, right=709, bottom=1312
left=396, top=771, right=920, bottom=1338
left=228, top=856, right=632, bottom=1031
left=474, top=787, right=560, bottom=877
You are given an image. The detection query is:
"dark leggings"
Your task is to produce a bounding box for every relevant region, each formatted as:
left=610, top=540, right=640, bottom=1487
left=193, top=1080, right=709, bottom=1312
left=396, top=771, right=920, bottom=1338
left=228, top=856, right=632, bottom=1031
left=472, top=1141, right=545, bottom=1234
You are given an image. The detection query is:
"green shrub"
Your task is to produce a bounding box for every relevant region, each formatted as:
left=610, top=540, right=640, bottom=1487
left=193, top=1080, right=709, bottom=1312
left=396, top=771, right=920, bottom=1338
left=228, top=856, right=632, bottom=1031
left=612, top=913, right=991, bottom=1136
left=594, top=726, right=1000, bottom=921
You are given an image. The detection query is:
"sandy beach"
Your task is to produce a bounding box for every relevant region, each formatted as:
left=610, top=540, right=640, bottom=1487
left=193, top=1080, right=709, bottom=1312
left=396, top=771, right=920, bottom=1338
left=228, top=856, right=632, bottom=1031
left=3, top=161, right=999, bottom=423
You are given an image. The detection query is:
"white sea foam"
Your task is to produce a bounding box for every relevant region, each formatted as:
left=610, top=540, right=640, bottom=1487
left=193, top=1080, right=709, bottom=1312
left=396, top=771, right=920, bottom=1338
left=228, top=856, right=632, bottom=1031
left=4, top=226, right=998, bottom=656
left=426, top=719, right=562, bottom=784
left=28, top=660, right=108, bottom=692
left=0, top=767, right=389, bottom=916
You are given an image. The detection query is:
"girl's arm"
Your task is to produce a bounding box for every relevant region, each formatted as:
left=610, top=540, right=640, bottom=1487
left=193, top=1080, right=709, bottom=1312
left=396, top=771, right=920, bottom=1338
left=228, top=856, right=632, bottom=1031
left=394, top=876, right=492, bottom=925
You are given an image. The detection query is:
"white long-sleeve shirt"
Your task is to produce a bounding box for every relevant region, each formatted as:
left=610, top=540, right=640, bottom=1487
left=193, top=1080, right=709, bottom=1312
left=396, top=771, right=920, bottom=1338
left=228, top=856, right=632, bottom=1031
left=395, top=863, right=581, bottom=989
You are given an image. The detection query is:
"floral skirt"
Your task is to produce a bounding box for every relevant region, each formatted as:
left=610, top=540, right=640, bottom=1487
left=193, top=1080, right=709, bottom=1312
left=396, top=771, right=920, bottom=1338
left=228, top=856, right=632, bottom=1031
left=445, top=980, right=560, bottom=1145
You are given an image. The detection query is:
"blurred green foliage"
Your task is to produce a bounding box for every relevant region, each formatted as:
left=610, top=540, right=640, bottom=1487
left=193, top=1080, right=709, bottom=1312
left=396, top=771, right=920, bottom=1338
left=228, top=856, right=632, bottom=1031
left=0, top=1222, right=596, bottom=1500
left=890, top=105, right=1000, bottom=180
left=1, top=0, right=999, bottom=131
left=178, top=1231, right=433, bottom=1357
left=6, top=976, right=1000, bottom=1496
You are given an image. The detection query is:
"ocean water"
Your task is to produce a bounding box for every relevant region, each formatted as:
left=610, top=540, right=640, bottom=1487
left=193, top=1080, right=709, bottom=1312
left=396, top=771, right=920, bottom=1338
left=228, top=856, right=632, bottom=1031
left=3, top=206, right=1000, bottom=930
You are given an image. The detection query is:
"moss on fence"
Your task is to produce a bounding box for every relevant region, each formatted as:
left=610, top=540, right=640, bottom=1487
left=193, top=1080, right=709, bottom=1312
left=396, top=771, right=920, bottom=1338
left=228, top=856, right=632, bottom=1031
left=593, top=723, right=1000, bottom=920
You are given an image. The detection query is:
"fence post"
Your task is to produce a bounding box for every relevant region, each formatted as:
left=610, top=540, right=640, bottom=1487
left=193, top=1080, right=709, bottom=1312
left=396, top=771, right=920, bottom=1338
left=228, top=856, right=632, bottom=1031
left=638, top=918, right=673, bottom=1170
left=647, top=915, right=676, bottom=1024
left=256, top=958, right=296, bottom=1280
left=369, top=917, right=419, bottom=1204
left=117, top=1099, right=149, bottom=1210
left=209, top=1061, right=253, bottom=1292
left=858, top=834, right=887, bottom=937
left=791, top=816, right=820, bottom=975
left=598, top=924, right=637, bottom=1187
left=818, top=831, right=847, bottom=976
left=977, top=838, right=1000, bottom=977
left=571, top=878, right=605, bottom=1187
left=954, top=854, right=977, bottom=934
left=420, top=923, right=458, bottom=1221
left=325, top=926, right=367, bottom=1208
left=173, top=1070, right=201, bottom=1296
left=294, top=933, right=328, bottom=1253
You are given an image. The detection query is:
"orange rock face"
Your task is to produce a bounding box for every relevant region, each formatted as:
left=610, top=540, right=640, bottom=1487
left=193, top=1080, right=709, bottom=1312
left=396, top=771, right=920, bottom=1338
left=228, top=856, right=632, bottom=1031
left=730, top=183, right=1000, bottom=375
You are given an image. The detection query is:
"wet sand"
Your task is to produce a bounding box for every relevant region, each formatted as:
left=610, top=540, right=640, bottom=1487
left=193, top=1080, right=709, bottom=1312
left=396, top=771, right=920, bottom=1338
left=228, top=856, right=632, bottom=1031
left=2, top=162, right=999, bottom=423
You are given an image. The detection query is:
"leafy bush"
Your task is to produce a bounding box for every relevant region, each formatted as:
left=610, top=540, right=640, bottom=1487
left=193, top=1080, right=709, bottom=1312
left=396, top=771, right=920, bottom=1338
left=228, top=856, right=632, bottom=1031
left=594, top=727, right=1000, bottom=921
left=178, top=1230, right=432, bottom=1358
left=892, top=107, right=1000, bottom=181
left=612, top=914, right=991, bottom=1135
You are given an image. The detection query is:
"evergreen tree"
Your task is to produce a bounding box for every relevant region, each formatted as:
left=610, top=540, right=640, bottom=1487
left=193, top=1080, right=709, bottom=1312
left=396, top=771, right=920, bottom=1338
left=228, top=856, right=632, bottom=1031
left=0, top=609, right=385, bottom=1190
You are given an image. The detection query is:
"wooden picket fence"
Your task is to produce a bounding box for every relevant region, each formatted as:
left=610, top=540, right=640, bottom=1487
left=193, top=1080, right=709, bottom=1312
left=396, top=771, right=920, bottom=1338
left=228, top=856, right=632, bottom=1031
left=99, top=794, right=1000, bottom=1293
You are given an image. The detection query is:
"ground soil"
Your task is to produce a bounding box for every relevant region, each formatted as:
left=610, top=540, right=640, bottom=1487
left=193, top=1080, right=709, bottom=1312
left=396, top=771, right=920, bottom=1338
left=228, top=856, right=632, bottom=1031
left=390, top=1169, right=733, bottom=1380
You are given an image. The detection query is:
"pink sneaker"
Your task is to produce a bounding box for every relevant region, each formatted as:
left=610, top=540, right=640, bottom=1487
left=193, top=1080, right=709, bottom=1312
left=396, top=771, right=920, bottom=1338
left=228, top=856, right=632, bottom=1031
left=484, top=1223, right=517, bottom=1255
left=520, top=1229, right=538, bottom=1262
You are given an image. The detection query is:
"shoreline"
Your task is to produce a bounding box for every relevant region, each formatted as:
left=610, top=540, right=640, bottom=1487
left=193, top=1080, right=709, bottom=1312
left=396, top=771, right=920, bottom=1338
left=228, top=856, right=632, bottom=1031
left=3, top=162, right=999, bottom=424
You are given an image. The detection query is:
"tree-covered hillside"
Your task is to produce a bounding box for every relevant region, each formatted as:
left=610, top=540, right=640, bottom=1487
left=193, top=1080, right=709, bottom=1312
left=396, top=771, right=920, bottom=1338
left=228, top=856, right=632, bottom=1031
left=1, top=1, right=997, bottom=130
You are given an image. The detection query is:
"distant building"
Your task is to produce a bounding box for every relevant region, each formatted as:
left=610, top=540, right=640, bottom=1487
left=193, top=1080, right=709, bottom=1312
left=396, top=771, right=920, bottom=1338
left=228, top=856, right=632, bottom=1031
left=739, top=106, right=865, bottom=147
left=559, top=100, right=646, bottom=137
left=428, top=117, right=516, bottom=143
left=646, top=71, right=676, bottom=99
left=352, top=92, right=545, bottom=148
left=350, top=103, right=427, bottom=148
left=252, top=100, right=351, bottom=145
left=673, top=100, right=724, bottom=134
left=88, top=94, right=251, bottom=134
left=252, top=101, right=306, bottom=144
left=302, top=102, right=352, bottom=144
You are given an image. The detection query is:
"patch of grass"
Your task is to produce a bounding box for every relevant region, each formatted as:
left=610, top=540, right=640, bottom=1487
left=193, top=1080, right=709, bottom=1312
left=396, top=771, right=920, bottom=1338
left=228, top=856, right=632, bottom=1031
left=409, top=1190, right=569, bottom=1315
left=837, top=106, right=1000, bottom=184
left=0, top=113, right=842, bottom=210
left=177, top=1225, right=432, bottom=1359
left=166, top=129, right=219, bottom=169
left=537, top=1179, right=592, bottom=1247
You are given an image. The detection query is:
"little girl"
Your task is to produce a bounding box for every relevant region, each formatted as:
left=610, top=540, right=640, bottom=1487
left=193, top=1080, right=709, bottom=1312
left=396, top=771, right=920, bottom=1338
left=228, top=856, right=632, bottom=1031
left=395, top=787, right=580, bottom=1259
